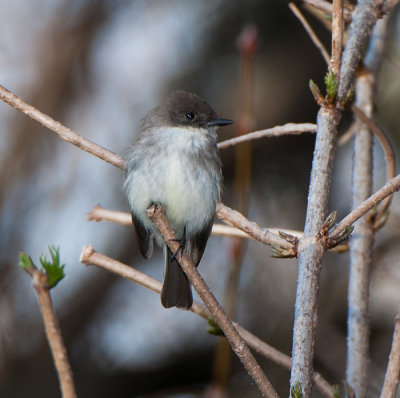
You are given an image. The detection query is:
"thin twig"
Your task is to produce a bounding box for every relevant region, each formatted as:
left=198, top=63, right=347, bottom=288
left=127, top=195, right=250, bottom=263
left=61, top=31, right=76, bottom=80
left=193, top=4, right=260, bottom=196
left=302, top=0, right=353, bottom=22
left=216, top=203, right=293, bottom=250
left=86, top=204, right=253, bottom=239
left=80, top=245, right=334, bottom=397
left=86, top=204, right=303, bottom=243
left=331, top=0, right=344, bottom=77
left=217, top=122, right=317, bottom=149
left=87, top=205, right=132, bottom=225
left=31, top=271, right=77, bottom=398
left=147, top=205, right=279, bottom=398
left=380, top=314, right=400, bottom=398
left=289, top=2, right=330, bottom=65
left=0, top=84, right=125, bottom=170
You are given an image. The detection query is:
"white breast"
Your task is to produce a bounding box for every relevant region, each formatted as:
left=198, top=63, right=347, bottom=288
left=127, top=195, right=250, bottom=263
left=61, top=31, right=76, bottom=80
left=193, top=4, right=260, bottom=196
left=125, top=126, right=220, bottom=242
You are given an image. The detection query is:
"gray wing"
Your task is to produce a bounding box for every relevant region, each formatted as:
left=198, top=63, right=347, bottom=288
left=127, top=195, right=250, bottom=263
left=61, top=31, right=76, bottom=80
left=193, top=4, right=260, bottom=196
left=189, top=220, right=214, bottom=266
left=131, top=212, right=154, bottom=259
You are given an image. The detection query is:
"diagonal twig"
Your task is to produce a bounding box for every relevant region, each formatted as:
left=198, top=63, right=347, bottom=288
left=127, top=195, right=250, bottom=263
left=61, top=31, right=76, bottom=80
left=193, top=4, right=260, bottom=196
left=146, top=205, right=279, bottom=398
left=80, top=245, right=335, bottom=397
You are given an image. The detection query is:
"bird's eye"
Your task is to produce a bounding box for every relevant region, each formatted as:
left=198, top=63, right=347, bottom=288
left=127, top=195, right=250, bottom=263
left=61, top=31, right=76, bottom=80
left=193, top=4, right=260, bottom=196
left=186, top=112, right=195, bottom=120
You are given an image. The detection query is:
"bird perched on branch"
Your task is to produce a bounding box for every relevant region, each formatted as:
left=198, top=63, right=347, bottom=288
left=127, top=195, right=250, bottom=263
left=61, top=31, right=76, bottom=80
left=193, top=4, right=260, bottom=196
left=124, top=90, right=232, bottom=309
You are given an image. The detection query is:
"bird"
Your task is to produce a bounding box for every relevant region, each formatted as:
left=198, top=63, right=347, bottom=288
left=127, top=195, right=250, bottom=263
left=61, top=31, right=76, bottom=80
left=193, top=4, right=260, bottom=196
left=124, top=90, right=232, bottom=309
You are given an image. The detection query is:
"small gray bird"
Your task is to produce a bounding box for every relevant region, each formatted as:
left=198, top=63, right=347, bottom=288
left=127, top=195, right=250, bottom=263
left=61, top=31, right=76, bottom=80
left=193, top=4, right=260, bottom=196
left=124, top=91, right=232, bottom=309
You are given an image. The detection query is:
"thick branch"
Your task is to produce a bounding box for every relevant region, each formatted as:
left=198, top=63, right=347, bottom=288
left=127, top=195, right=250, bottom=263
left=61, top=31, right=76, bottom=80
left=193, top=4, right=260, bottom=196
left=337, top=0, right=378, bottom=104
left=290, top=107, right=340, bottom=396
left=346, top=17, right=389, bottom=397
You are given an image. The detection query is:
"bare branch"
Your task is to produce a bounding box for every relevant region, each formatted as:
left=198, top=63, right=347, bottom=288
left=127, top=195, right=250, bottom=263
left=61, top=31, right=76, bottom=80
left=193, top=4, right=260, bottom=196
left=302, top=0, right=353, bottom=22
left=331, top=0, right=344, bottom=77
left=0, top=84, right=125, bottom=170
left=87, top=204, right=303, bottom=244
left=217, top=122, right=317, bottom=149
left=380, top=314, right=400, bottom=398
left=86, top=205, right=132, bottom=225
left=290, top=106, right=340, bottom=396
left=216, top=203, right=293, bottom=250
left=289, top=2, right=330, bottom=65
left=351, top=104, right=395, bottom=228
left=80, top=245, right=334, bottom=397
left=149, top=205, right=280, bottom=397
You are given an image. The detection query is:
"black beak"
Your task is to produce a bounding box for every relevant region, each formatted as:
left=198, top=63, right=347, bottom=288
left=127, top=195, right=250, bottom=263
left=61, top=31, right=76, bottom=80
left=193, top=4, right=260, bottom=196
left=208, top=118, right=234, bottom=127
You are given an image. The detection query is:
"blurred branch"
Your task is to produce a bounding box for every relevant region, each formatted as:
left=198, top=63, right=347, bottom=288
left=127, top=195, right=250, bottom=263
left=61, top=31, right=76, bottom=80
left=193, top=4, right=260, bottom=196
left=19, top=251, right=76, bottom=398
left=289, top=3, right=330, bottom=64
left=351, top=104, right=395, bottom=228
left=0, top=84, right=125, bottom=170
left=380, top=313, right=400, bottom=398
left=80, top=245, right=334, bottom=398
left=347, top=19, right=389, bottom=396
left=87, top=204, right=299, bottom=248
left=86, top=204, right=253, bottom=239
left=87, top=205, right=132, bottom=225
left=217, top=122, right=317, bottom=149
left=301, top=0, right=353, bottom=22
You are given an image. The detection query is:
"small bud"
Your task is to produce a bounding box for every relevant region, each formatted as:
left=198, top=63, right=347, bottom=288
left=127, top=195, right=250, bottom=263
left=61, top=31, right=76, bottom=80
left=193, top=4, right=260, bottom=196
left=309, top=79, right=323, bottom=104
left=324, top=67, right=338, bottom=103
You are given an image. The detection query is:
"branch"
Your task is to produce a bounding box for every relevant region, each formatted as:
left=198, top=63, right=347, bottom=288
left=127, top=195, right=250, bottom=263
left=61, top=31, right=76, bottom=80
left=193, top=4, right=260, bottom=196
left=330, top=0, right=344, bottom=77
left=216, top=203, right=295, bottom=251
left=290, top=106, right=340, bottom=396
left=217, top=122, right=317, bottom=149
left=87, top=204, right=302, bottom=246
left=301, top=0, right=353, bottom=22
left=289, top=3, right=330, bottom=65
left=0, top=84, right=125, bottom=170
left=337, top=1, right=379, bottom=105
left=80, top=245, right=334, bottom=398
left=146, top=205, right=279, bottom=398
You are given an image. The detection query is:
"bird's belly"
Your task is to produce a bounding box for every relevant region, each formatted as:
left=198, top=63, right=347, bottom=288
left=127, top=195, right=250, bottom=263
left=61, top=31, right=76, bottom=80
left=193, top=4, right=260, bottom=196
left=128, top=155, right=216, bottom=238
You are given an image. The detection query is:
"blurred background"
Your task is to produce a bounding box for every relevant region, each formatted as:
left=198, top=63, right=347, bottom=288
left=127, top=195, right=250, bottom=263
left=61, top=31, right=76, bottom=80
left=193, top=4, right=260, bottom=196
left=0, top=0, right=399, bottom=397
